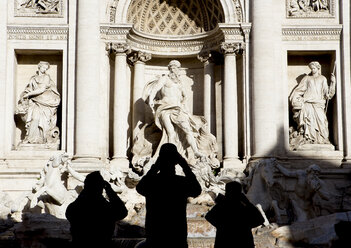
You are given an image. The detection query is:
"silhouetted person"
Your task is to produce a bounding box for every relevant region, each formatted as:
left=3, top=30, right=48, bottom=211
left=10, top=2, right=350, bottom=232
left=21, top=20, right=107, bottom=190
left=136, top=143, right=202, bottom=248
left=205, top=181, right=264, bottom=248
left=65, top=171, right=128, bottom=248
left=331, top=221, right=351, bottom=248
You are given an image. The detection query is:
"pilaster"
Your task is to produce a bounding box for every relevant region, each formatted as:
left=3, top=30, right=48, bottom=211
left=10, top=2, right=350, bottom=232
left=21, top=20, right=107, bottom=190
left=74, top=0, right=102, bottom=163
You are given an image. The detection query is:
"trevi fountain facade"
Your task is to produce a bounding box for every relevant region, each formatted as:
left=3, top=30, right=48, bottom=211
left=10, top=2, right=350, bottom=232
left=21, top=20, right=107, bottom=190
left=0, top=0, right=351, bottom=247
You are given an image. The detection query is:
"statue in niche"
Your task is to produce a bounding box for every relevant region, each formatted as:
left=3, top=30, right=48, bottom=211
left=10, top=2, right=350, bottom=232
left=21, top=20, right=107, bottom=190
left=131, top=60, right=224, bottom=197
left=15, top=61, right=61, bottom=149
left=289, top=61, right=336, bottom=150
left=17, top=0, right=60, bottom=14
left=288, top=0, right=329, bottom=16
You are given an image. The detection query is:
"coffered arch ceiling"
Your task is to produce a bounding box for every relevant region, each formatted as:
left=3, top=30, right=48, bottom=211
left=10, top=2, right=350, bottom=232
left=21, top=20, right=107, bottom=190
left=126, top=0, right=225, bottom=35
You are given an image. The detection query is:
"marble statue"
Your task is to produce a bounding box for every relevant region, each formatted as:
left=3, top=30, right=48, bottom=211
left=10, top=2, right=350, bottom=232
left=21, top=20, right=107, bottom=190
left=15, top=61, right=61, bottom=149
left=131, top=60, right=223, bottom=194
left=275, top=163, right=330, bottom=222
left=23, top=153, right=84, bottom=218
left=245, top=159, right=287, bottom=225
left=289, top=61, right=336, bottom=149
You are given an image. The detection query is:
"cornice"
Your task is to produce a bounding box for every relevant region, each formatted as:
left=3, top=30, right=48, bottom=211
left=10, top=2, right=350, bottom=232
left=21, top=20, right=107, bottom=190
left=282, top=25, right=342, bottom=41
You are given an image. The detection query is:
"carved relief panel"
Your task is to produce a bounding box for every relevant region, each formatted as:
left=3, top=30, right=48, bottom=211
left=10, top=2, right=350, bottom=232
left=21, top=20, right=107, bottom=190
left=15, top=0, right=63, bottom=17
left=286, top=0, right=335, bottom=18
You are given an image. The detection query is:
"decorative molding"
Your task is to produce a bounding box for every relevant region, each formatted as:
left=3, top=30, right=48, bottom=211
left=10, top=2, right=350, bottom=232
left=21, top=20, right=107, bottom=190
left=286, top=0, right=335, bottom=18
left=218, top=23, right=246, bottom=43
left=107, top=0, right=119, bottom=23
left=14, top=0, right=64, bottom=18
left=197, top=51, right=214, bottom=65
left=100, top=24, right=133, bottom=41
left=232, top=0, right=244, bottom=22
left=107, top=42, right=131, bottom=55
left=126, top=28, right=224, bottom=56
left=128, top=51, right=152, bottom=65
left=220, top=42, right=244, bottom=55
left=7, top=25, right=68, bottom=40
left=282, top=25, right=342, bottom=41
left=101, top=25, right=245, bottom=56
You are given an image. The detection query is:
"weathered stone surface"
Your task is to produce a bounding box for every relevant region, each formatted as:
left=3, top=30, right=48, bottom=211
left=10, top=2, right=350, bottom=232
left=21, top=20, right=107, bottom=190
left=272, top=211, right=351, bottom=246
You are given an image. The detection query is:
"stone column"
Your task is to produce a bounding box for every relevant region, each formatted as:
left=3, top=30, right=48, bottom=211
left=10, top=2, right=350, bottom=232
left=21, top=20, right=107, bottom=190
left=74, top=0, right=102, bottom=161
left=128, top=51, right=152, bottom=140
left=109, top=43, right=131, bottom=172
left=341, top=0, right=351, bottom=166
left=197, top=52, right=214, bottom=132
left=0, top=0, right=6, bottom=162
left=221, top=43, right=243, bottom=170
left=251, top=0, right=280, bottom=158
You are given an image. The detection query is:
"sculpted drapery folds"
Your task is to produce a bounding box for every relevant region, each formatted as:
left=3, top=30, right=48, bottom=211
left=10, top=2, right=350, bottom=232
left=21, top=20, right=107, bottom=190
left=16, top=61, right=61, bottom=147
left=290, top=61, right=335, bottom=147
left=132, top=60, right=220, bottom=192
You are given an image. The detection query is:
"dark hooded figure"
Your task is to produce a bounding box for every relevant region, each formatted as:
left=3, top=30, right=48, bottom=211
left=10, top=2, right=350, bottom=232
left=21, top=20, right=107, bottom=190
left=205, top=181, right=264, bottom=248
left=136, top=143, right=202, bottom=248
left=65, top=171, right=128, bottom=248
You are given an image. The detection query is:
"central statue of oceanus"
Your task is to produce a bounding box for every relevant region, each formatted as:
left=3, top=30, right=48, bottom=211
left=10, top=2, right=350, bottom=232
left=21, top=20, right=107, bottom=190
left=131, top=60, right=223, bottom=194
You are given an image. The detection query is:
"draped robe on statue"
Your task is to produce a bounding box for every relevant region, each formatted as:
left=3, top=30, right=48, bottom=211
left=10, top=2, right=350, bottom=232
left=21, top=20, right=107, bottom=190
left=17, top=73, right=60, bottom=144
left=290, top=74, right=334, bottom=144
left=132, top=73, right=219, bottom=174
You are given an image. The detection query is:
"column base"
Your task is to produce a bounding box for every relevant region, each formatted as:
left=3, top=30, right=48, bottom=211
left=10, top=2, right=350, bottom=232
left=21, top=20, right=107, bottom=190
left=341, top=158, right=351, bottom=168
left=110, top=157, right=130, bottom=173
left=222, top=157, right=245, bottom=171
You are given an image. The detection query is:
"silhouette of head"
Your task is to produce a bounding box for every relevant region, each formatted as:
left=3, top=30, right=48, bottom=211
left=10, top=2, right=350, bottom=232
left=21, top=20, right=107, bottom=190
left=225, top=181, right=242, bottom=198
left=159, top=143, right=179, bottom=175
left=84, top=171, right=105, bottom=195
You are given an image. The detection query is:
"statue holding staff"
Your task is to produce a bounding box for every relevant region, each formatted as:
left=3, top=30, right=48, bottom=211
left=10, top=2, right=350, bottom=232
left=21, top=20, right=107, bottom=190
left=290, top=61, right=336, bottom=146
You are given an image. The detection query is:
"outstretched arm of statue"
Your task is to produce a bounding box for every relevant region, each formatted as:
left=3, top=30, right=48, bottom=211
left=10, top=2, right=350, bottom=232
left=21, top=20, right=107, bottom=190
left=275, top=163, right=298, bottom=178
left=328, top=73, right=336, bottom=99
left=65, top=160, right=85, bottom=182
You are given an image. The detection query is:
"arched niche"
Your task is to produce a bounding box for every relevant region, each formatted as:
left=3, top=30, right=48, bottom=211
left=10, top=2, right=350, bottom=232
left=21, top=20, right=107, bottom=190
left=109, top=0, right=245, bottom=25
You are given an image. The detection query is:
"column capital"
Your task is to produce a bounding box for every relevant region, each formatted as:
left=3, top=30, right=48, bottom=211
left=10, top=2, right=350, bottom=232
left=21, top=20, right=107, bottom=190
left=197, top=51, right=214, bottom=65
left=220, top=42, right=244, bottom=55
left=128, top=51, right=152, bottom=65
left=106, top=42, right=131, bottom=55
